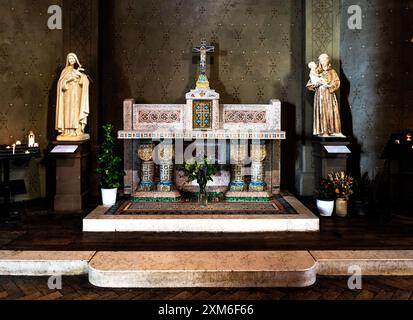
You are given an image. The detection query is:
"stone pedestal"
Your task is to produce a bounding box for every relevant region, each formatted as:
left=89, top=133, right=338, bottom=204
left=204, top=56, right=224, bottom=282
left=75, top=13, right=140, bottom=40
left=158, top=162, right=174, bottom=192
left=137, top=142, right=155, bottom=192
left=50, top=140, right=90, bottom=213
left=157, top=141, right=175, bottom=192
left=313, top=138, right=351, bottom=183
left=229, top=141, right=248, bottom=192
left=249, top=140, right=267, bottom=192
left=230, top=164, right=246, bottom=191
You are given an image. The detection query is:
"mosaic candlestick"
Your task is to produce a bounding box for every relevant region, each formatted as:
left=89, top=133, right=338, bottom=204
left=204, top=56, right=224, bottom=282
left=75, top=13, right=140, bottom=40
left=137, top=142, right=155, bottom=192
left=229, top=141, right=248, bottom=192
left=157, top=141, right=175, bottom=192
left=249, top=140, right=267, bottom=192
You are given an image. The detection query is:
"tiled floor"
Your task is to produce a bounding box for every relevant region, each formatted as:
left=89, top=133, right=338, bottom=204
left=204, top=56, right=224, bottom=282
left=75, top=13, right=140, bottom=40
left=0, top=276, right=412, bottom=300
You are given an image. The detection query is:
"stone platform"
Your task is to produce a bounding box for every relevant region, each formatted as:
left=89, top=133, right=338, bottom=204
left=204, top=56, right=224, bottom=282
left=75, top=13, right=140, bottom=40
left=0, top=251, right=95, bottom=276
left=83, top=195, right=319, bottom=232
left=1, top=250, right=413, bottom=288
left=88, top=251, right=317, bottom=288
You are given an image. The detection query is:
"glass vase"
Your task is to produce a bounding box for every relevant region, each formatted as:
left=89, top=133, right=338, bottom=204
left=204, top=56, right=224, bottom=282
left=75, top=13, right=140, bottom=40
left=198, top=184, right=208, bottom=207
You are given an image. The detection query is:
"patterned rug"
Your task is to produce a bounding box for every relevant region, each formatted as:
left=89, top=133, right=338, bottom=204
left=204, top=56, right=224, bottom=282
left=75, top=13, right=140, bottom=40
left=105, top=196, right=298, bottom=216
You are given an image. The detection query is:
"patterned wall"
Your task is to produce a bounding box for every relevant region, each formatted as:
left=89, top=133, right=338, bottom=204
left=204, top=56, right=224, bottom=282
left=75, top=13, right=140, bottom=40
left=2, top=0, right=412, bottom=200
left=341, top=0, right=413, bottom=177
left=62, top=0, right=100, bottom=197
left=0, top=0, right=63, bottom=199
left=101, top=0, right=304, bottom=131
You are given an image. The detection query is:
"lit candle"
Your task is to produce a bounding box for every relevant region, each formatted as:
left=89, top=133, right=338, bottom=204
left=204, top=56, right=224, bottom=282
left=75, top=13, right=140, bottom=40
left=25, top=150, right=30, bottom=154
left=34, top=143, right=39, bottom=147
left=16, top=140, right=22, bottom=145
left=28, top=131, right=35, bottom=147
left=6, top=146, right=11, bottom=149
left=12, top=144, right=16, bottom=155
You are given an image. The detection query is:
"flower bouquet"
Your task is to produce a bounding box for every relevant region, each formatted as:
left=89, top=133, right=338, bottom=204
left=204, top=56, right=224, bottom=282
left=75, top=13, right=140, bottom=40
left=328, top=171, right=354, bottom=200
left=328, top=171, right=354, bottom=217
left=184, top=157, right=217, bottom=206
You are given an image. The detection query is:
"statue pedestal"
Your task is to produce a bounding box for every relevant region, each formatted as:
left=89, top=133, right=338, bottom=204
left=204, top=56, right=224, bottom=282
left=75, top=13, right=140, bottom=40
left=312, top=137, right=351, bottom=183
left=56, top=133, right=90, bottom=142
left=49, top=140, right=91, bottom=213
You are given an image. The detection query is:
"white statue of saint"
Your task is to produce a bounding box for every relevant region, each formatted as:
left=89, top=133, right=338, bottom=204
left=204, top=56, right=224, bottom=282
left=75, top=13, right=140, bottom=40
left=55, top=53, right=90, bottom=141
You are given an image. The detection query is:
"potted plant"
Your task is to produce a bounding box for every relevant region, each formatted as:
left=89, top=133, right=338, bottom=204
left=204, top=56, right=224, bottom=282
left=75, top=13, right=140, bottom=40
left=315, top=178, right=335, bottom=217
left=353, top=172, right=371, bottom=216
left=328, top=171, right=354, bottom=217
left=184, top=157, right=216, bottom=207
left=96, top=124, right=125, bottom=206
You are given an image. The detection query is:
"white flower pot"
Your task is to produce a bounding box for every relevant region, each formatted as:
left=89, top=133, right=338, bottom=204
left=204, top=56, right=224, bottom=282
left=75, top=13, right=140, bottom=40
left=101, top=188, right=117, bottom=206
left=316, top=199, right=334, bottom=217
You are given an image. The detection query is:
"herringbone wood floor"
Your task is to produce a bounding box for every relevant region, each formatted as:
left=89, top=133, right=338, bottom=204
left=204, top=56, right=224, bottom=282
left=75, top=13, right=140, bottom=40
left=0, top=276, right=412, bottom=300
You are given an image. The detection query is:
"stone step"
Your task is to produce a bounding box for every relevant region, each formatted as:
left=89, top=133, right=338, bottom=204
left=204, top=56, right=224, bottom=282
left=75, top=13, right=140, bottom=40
left=88, top=251, right=317, bottom=288
left=0, top=251, right=96, bottom=276
left=311, top=250, right=413, bottom=276
left=83, top=195, right=319, bottom=232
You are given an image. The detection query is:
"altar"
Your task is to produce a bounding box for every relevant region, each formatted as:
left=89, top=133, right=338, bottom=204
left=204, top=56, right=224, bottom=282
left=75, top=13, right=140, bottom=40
left=83, top=41, right=319, bottom=232
left=119, top=97, right=284, bottom=202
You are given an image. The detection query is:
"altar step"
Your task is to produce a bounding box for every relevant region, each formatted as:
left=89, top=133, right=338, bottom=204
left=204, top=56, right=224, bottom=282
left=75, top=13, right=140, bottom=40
left=83, top=195, right=319, bottom=232
left=88, top=251, right=317, bottom=288
left=1, top=250, right=413, bottom=288
left=0, top=251, right=95, bottom=276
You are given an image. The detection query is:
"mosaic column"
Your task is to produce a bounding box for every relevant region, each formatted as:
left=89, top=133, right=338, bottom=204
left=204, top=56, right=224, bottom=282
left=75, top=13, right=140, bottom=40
left=157, top=141, right=175, bottom=192
left=137, top=141, right=155, bottom=192
left=249, top=140, right=267, bottom=192
left=229, top=140, right=248, bottom=191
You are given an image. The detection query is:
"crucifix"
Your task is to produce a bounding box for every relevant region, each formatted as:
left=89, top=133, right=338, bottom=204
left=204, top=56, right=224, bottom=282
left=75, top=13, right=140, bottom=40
left=193, top=40, right=215, bottom=89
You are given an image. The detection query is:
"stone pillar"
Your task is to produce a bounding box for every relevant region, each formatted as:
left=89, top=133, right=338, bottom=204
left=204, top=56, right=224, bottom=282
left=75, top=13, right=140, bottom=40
left=249, top=140, right=267, bottom=192
left=229, top=140, right=248, bottom=191
left=157, top=141, right=175, bottom=192
left=137, top=141, right=155, bottom=192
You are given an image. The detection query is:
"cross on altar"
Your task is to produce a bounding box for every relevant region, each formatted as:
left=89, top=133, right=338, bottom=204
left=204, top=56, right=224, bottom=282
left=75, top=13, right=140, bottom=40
left=192, top=40, right=214, bottom=88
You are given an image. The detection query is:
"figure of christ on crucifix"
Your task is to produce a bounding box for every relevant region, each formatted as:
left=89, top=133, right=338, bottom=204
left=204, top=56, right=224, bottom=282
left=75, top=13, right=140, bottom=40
left=193, top=40, right=214, bottom=89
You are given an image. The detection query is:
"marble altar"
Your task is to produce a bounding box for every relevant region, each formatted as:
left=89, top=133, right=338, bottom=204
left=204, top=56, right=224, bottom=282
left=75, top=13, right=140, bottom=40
left=119, top=41, right=284, bottom=201
left=83, top=40, right=319, bottom=232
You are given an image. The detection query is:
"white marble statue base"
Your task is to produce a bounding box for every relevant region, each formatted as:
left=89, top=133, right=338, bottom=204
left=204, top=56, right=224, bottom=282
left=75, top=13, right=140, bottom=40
left=56, top=133, right=90, bottom=142
left=316, top=133, right=346, bottom=138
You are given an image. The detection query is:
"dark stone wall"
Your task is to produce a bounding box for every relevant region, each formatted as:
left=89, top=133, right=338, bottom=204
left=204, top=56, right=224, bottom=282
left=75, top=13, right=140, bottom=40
left=101, top=0, right=304, bottom=133
left=1, top=0, right=412, bottom=200
left=340, top=0, right=413, bottom=178
left=0, top=0, right=63, bottom=199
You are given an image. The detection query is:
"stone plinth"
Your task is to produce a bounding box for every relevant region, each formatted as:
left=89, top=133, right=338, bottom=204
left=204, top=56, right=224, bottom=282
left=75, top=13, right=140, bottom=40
left=0, top=251, right=95, bottom=276
left=49, top=140, right=90, bottom=213
left=83, top=195, right=319, bottom=232
left=88, top=251, right=317, bottom=288
left=312, top=251, right=413, bottom=276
